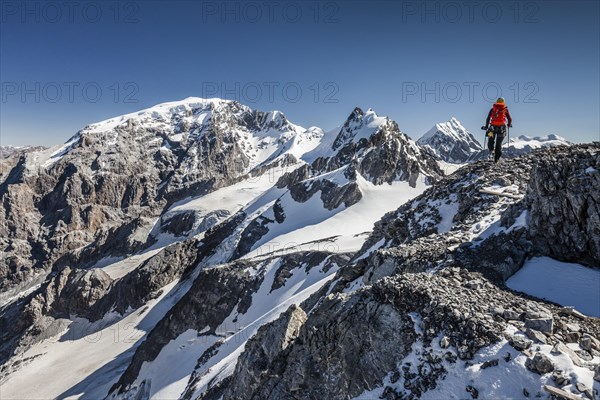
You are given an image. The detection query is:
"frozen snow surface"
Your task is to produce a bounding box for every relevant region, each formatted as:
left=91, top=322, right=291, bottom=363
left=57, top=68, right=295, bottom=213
left=507, top=257, right=600, bottom=318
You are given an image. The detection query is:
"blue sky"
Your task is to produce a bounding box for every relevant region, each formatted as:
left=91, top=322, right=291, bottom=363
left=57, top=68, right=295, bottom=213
left=1, top=0, right=599, bottom=146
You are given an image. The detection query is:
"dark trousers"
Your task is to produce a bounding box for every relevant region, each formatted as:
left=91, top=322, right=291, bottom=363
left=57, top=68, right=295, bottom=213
left=487, top=125, right=506, bottom=162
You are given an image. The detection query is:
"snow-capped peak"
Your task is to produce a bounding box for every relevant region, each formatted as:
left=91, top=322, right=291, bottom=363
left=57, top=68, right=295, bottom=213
left=83, top=97, right=238, bottom=134
left=331, top=107, right=389, bottom=150
left=417, top=117, right=483, bottom=164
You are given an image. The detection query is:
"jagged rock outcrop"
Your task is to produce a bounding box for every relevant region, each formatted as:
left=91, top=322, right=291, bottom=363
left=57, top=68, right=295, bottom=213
left=111, top=261, right=262, bottom=395
left=220, top=304, right=307, bottom=400
left=30, top=267, right=113, bottom=319
left=526, top=144, right=600, bottom=267
left=0, top=145, right=46, bottom=182
left=313, top=108, right=441, bottom=185
left=356, top=150, right=533, bottom=264
left=227, top=107, right=443, bottom=260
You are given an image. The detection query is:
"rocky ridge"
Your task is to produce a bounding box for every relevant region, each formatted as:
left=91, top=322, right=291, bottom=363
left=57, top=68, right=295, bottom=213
left=201, top=143, right=600, bottom=400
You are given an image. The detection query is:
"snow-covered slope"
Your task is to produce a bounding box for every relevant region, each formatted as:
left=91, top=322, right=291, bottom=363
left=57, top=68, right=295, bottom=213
left=417, top=117, right=483, bottom=163
left=507, top=257, right=600, bottom=317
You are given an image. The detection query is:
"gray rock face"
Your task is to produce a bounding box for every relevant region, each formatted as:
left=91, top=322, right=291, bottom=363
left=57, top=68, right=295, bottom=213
left=287, top=177, right=362, bottom=210
left=526, top=328, right=548, bottom=344
left=221, top=264, right=579, bottom=399
left=111, top=261, right=261, bottom=395
left=32, top=267, right=113, bottom=319
left=93, top=239, right=203, bottom=317
left=226, top=107, right=442, bottom=261
left=201, top=144, right=600, bottom=399
left=220, top=304, right=307, bottom=400
left=0, top=99, right=330, bottom=370
left=222, top=288, right=417, bottom=400
left=159, top=210, right=197, bottom=236
left=357, top=152, right=533, bottom=258
left=509, top=335, right=533, bottom=351
left=526, top=144, right=600, bottom=267
left=2, top=99, right=599, bottom=400
left=0, top=145, right=46, bottom=182
left=316, top=108, right=442, bottom=185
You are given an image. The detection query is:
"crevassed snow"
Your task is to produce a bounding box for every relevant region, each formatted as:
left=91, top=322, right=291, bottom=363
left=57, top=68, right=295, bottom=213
left=507, top=257, right=600, bottom=317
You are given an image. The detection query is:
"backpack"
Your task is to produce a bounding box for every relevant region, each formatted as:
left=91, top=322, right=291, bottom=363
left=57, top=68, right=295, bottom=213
left=490, top=103, right=507, bottom=126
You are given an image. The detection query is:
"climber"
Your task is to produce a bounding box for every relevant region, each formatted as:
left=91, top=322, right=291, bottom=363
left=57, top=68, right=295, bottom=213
left=481, top=97, right=512, bottom=163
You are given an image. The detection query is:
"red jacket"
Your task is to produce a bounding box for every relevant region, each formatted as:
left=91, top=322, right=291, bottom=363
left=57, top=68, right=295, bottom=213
left=486, top=102, right=512, bottom=126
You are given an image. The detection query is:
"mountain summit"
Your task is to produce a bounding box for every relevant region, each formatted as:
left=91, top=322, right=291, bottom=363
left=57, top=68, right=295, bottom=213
left=417, top=117, right=483, bottom=163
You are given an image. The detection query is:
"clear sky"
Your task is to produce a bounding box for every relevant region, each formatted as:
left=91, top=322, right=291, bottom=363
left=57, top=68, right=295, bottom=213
left=1, top=0, right=599, bottom=147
